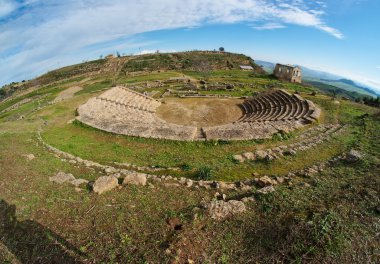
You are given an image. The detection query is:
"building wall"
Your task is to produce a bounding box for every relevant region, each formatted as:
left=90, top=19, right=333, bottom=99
left=274, top=64, right=302, bottom=83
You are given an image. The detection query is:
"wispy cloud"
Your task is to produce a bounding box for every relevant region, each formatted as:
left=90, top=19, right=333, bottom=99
left=253, top=23, right=286, bottom=30
left=376, top=66, right=380, bottom=70
left=0, top=0, right=18, bottom=18
left=0, top=0, right=344, bottom=85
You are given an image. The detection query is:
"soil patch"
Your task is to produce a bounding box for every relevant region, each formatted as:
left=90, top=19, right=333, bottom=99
left=156, top=98, right=244, bottom=127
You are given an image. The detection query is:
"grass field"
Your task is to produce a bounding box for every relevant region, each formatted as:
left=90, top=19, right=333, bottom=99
left=0, top=65, right=379, bottom=263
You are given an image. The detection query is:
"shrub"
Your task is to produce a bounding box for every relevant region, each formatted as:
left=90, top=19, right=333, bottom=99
left=196, top=166, right=213, bottom=180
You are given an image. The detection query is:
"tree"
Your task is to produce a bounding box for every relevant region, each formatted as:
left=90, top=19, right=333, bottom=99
left=116, top=51, right=121, bottom=57
left=194, top=59, right=211, bottom=81
left=219, top=47, right=225, bottom=52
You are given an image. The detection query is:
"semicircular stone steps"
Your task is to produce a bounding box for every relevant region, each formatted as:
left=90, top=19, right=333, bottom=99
left=76, top=87, right=321, bottom=141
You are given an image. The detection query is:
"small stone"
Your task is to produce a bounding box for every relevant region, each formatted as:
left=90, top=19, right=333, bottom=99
left=70, top=178, right=89, bottom=187
left=74, top=187, right=82, bottom=192
left=104, top=167, right=117, bottom=174
left=241, top=197, right=255, bottom=203
left=93, top=176, right=119, bottom=194
left=345, top=150, right=363, bottom=163
left=205, top=200, right=246, bottom=220
left=276, top=177, right=285, bottom=184
left=242, top=152, right=256, bottom=160
left=164, top=183, right=180, bottom=187
left=233, top=154, right=245, bottom=163
left=299, top=182, right=311, bottom=188
left=255, top=150, right=267, bottom=160
left=23, top=154, right=35, bottom=161
left=49, top=171, right=76, bottom=184
left=211, top=181, right=220, bottom=189
left=68, top=160, right=77, bottom=164
left=122, top=173, right=147, bottom=186
left=257, top=186, right=275, bottom=194
left=255, top=176, right=277, bottom=187
left=186, top=180, right=193, bottom=188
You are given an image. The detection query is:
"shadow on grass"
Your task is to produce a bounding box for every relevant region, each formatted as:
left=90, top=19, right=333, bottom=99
left=0, top=199, right=87, bottom=263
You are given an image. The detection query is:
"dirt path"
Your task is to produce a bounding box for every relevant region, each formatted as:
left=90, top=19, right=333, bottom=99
left=53, top=86, right=83, bottom=103
left=156, top=98, right=244, bottom=127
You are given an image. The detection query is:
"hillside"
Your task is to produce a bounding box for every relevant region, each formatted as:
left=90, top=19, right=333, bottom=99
left=0, top=51, right=265, bottom=102
left=256, top=60, right=379, bottom=98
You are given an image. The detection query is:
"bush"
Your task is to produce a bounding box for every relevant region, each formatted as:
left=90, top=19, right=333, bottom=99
left=180, top=163, right=192, bottom=171
left=196, top=166, right=213, bottom=180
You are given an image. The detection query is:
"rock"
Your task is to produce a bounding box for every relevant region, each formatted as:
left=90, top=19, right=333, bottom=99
left=233, top=154, right=245, bottom=163
left=284, top=149, right=297, bottom=156
left=257, top=186, right=275, bottom=194
left=276, top=177, right=285, bottom=184
left=164, top=183, right=180, bottom=187
left=122, top=173, right=147, bottom=186
left=241, top=197, right=255, bottom=203
left=211, top=181, right=220, bottom=189
left=93, top=176, right=119, bottom=194
left=255, top=150, right=267, bottom=160
left=68, top=160, right=77, bottom=164
left=186, top=180, right=193, bottom=188
left=240, top=184, right=252, bottom=192
left=104, top=167, right=118, bottom=174
left=219, top=182, right=235, bottom=190
left=167, top=217, right=182, bottom=231
left=49, top=171, right=76, bottom=184
left=205, top=200, right=246, bottom=220
left=23, top=154, right=35, bottom=161
left=299, top=182, right=311, bottom=188
left=255, top=176, right=277, bottom=187
left=70, top=178, right=89, bottom=187
left=242, top=152, right=256, bottom=160
left=345, top=150, right=363, bottom=163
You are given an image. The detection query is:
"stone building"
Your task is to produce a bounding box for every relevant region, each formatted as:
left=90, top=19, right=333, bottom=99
left=274, top=64, right=302, bottom=83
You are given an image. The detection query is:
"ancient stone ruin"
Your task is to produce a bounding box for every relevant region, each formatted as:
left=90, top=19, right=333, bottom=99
left=274, top=63, right=302, bottom=83
left=76, top=86, right=320, bottom=141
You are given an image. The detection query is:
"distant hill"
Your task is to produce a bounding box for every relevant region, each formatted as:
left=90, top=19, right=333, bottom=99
left=121, top=51, right=265, bottom=74
left=0, top=51, right=265, bottom=101
left=256, top=60, right=379, bottom=98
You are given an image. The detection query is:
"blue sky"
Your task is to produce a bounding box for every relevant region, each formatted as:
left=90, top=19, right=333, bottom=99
left=1, top=0, right=379, bottom=92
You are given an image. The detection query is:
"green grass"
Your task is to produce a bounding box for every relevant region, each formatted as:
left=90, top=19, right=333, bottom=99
left=1, top=67, right=379, bottom=263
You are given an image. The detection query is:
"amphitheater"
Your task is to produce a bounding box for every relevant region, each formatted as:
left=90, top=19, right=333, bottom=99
left=76, top=86, right=321, bottom=141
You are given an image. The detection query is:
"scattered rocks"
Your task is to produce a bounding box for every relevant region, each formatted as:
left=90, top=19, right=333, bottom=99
left=204, top=200, right=246, bottom=220
left=122, top=172, right=147, bottom=186
left=49, top=171, right=76, bottom=184
left=93, top=176, right=119, bottom=194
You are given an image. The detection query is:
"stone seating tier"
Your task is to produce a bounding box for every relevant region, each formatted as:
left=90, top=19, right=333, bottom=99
left=76, top=87, right=321, bottom=141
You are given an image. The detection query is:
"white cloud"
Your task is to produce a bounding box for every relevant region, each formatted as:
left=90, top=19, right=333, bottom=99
left=136, top=49, right=177, bottom=55
left=253, top=23, right=286, bottom=30
left=0, top=0, right=344, bottom=85
left=0, top=0, right=18, bottom=18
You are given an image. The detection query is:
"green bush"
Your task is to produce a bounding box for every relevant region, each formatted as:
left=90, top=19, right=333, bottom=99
left=196, top=166, right=213, bottom=180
